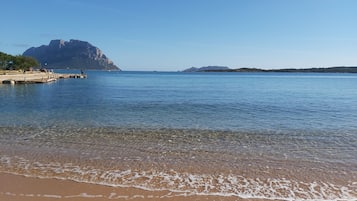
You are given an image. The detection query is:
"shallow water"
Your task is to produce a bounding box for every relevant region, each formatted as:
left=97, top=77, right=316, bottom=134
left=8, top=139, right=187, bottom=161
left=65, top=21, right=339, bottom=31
left=0, top=71, right=356, bottom=200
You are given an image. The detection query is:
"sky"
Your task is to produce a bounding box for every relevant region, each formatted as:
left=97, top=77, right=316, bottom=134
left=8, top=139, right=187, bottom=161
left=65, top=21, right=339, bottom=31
left=1, top=0, right=357, bottom=71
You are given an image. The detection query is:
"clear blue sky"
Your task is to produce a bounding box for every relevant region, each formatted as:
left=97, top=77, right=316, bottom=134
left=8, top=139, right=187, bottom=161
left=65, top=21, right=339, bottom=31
left=1, top=0, right=357, bottom=71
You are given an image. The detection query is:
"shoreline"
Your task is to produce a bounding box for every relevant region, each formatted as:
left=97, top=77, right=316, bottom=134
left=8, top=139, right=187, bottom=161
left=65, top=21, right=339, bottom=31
left=0, top=126, right=355, bottom=201
left=0, top=172, right=268, bottom=201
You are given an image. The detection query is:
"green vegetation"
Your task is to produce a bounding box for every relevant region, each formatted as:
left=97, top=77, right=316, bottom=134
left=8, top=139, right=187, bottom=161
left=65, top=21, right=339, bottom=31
left=0, top=51, right=39, bottom=71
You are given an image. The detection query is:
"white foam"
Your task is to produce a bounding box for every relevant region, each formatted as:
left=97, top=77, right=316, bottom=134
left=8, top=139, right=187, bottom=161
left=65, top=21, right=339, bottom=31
left=1, top=155, right=356, bottom=201
left=43, top=194, right=62, bottom=198
left=64, top=193, right=104, bottom=198
left=1, top=191, right=63, bottom=199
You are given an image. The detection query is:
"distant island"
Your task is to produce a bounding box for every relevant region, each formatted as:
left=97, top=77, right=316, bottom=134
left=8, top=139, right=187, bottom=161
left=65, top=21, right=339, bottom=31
left=23, top=39, right=120, bottom=71
left=183, top=66, right=357, bottom=73
left=183, top=66, right=230, bottom=72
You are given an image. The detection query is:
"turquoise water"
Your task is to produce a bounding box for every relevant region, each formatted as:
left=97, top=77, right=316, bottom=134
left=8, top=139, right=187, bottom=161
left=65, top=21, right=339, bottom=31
left=0, top=71, right=356, bottom=200
left=1, top=71, right=357, bottom=131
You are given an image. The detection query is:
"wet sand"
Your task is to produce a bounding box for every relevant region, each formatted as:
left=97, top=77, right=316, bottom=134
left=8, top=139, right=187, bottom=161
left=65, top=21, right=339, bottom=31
left=0, top=173, right=273, bottom=201
left=0, top=127, right=355, bottom=200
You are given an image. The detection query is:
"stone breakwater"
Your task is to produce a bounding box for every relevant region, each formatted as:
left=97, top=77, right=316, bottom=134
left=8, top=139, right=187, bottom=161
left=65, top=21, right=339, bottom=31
left=0, top=71, right=86, bottom=84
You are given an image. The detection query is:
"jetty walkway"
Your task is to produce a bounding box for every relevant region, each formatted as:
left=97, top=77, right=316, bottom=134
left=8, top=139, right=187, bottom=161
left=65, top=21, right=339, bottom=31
left=0, top=71, right=86, bottom=84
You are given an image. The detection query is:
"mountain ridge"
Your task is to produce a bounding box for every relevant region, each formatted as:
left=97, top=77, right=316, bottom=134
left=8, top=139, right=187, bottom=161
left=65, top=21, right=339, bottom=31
left=183, top=66, right=357, bottom=73
left=183, top=66, right=230, bottom=72
left=23, top=39, right=120, bottom=70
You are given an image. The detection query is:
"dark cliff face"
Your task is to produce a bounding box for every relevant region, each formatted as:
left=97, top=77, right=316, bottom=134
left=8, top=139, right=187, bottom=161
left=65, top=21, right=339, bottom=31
left=23, top=39, right=120, bottom=70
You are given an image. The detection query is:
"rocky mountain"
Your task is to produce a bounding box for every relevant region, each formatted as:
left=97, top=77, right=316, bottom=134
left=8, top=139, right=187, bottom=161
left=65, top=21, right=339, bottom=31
left=183, top=66, right=230, bottom=72
left=23, top=39, right=120, bottom=70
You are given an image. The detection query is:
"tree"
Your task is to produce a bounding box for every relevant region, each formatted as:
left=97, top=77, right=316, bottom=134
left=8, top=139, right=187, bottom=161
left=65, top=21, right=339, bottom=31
left=0, top=51, right=39, bottom=70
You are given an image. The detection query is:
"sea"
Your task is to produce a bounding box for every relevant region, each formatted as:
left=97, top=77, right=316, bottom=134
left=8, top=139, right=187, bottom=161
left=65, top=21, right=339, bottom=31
left=0, top=71, right=356, bottom=200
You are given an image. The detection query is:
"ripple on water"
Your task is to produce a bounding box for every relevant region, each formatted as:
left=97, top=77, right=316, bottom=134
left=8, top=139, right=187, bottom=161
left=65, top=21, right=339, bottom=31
left=0, top=126, right=356, bottom=200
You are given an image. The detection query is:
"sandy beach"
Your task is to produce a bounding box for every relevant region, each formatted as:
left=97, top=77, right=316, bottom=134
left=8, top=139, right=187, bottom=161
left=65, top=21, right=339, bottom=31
left=0, top=173, right=271, bottom=201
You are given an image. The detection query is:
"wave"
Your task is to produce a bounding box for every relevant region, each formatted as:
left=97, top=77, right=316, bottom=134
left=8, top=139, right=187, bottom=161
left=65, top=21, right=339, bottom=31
left=1, top=155, right=355, bottom=201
